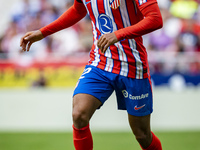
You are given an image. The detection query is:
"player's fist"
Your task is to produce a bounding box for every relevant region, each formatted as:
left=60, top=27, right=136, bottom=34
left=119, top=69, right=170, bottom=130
left=97, top=32, right=118, bottom=54
left=20, top=30, right=44, bottom=52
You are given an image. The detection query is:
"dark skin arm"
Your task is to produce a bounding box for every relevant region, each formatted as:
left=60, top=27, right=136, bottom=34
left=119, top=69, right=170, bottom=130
left=20, top=0, right=86, bottom=52
left=20, top=30, right=44, bottom=52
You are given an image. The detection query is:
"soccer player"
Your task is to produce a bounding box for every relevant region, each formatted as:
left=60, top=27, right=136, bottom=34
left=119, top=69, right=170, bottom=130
left=20, top=0, right=163, bottom=149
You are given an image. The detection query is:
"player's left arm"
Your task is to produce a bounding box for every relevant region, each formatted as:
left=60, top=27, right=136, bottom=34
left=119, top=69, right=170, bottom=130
left=115, top=0, right=163, bottom=41
left=97, top=0, right=163, bottom=53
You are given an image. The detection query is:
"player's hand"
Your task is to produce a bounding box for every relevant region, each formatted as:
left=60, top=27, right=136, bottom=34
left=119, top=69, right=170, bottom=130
left=97, top=33, right=118, bottom=54
left=20, top=30, right=44, bottom=52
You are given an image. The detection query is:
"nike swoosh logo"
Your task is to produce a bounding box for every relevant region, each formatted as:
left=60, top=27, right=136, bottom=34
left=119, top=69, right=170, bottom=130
left=134, top=104, right=146, bottom=111
left=85, top=1, right=91, bottom=5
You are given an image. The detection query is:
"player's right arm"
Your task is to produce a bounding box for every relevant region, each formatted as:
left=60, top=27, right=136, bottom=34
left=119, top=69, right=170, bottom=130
left=20, top=0, right=87, bottom=52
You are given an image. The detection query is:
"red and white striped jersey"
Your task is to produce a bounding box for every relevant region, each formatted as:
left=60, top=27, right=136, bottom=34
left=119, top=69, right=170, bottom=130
left=40, top=0, right=161, bottom=79
left=83, top=0, right=156, bottom=79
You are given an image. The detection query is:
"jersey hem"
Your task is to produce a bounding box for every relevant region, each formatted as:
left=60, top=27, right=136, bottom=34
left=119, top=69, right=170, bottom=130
left=88, top=64, right=149, bottom=79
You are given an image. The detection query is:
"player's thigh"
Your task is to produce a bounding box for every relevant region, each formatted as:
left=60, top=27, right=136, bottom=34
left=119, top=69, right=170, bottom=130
left=73, top=93, right=102, bottom=121
left=128, top=114, right=151, bottom=136
left=73, top=65, right=114, bottom=106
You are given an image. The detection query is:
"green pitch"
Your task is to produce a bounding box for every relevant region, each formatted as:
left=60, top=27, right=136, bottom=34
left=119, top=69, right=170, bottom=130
left=0, top=131, right=200, bottom=150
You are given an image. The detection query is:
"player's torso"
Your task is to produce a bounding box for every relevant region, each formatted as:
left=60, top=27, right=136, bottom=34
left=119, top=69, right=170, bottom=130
left=82, top=0, right=148, bottom=79
left=82, top=0, right=142, bottom=32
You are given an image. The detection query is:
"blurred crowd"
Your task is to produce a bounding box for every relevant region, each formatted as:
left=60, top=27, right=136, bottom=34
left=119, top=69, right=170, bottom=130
left=0, top=0, right=200, bottom=74
left=0, top=0, right=92, bottom=64
left=146, top=0, right=200, bottom=75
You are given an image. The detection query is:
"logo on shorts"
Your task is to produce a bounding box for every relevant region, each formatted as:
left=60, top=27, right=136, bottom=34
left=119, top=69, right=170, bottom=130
left=122, top=90, right=128, bottom=98
left=122, top=90, right=149, bottom=100
left=134, top=104, right=146, bottom=111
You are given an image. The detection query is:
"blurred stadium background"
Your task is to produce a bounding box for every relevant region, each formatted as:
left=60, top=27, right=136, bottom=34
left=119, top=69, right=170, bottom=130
left=0, top=0, right=200, bottom=149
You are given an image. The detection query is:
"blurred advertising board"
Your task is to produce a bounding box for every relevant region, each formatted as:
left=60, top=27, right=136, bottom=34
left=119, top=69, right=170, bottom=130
left=0, top=54, right=200, bottom=88
left=0, top=57, right=88, bottom=88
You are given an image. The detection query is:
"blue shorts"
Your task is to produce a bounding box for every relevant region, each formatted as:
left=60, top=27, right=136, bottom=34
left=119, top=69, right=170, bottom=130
left=73, top=65, right=153, bottom=116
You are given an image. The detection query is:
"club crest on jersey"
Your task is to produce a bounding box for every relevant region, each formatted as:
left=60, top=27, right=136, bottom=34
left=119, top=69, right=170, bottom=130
left=109, top=0, right=120, bottom=9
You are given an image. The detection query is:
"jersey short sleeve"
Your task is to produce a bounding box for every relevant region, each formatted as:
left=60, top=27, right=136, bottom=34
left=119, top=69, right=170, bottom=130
left=134, top=0, right=158, bottom=11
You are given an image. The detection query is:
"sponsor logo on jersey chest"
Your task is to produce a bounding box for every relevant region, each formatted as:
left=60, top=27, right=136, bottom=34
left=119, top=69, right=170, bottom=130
left=98, top=14, right=113, bottom=34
